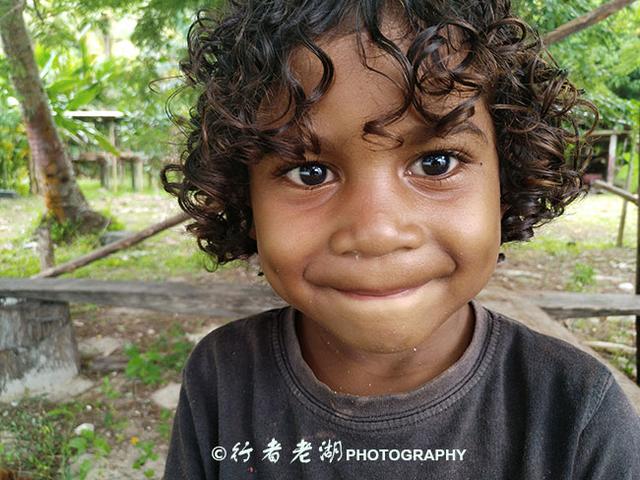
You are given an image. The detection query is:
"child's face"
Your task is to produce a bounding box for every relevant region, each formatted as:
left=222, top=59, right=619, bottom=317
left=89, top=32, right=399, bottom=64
left=249, top=33, right=502, bottom=354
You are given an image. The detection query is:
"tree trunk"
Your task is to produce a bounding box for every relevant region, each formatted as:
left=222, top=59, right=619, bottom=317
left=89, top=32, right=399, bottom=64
left=543, top=0, right=638, bottom=45
left=0, top=0, right=107, bottom=233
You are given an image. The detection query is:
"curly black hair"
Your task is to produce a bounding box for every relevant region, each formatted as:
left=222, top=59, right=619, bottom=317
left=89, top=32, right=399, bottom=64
left=161, top=0, right=597, bottom=267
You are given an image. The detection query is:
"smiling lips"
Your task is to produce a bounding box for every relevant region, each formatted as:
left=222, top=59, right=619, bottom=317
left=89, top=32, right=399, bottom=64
left=333, top=284, right=422, bottom=300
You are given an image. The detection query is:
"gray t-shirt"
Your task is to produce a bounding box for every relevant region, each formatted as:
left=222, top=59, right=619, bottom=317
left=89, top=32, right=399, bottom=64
left=163, top=300, right=640, bottom=479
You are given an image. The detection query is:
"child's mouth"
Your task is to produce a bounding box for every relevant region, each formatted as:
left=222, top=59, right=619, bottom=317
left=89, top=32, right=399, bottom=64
left=333, top=285, right=422, bottom=300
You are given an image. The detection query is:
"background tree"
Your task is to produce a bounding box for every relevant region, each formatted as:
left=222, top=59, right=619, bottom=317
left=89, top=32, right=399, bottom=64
left=0, top=0, right=107, bottom=233
left=0, top=0, right=638, bottom=198
left=517, top=0, right=640, bottom=127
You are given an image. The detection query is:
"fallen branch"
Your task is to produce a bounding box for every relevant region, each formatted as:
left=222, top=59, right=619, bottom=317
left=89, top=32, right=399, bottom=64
left=543, top=0, right=638, bottom=45
left=32, top=211, right=190, bottom=278
left=591, top=179, right=638, bottom=205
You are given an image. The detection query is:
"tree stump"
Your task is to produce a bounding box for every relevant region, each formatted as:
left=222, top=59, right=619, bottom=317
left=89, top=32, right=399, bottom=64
left=0, top=297, right=79, bottom=401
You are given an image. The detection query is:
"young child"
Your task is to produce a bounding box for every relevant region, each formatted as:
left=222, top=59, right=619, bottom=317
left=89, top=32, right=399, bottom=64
left=162, top=0, right=640, bottom=478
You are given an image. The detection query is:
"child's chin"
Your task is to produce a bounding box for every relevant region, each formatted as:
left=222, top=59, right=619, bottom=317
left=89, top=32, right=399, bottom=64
left=337, top=320, right=439, bottom=355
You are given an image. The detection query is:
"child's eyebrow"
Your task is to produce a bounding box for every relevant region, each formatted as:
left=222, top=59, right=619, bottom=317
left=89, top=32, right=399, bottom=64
left=307, top=120, right=489, bottom=154
left=403, top=120, right=489, bottom=145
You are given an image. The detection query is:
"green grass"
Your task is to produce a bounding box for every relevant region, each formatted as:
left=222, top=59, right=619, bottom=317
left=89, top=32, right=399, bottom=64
left=502, top=192, right=639, bottom=254
left=0, top=399, right=112, bottom=480
left=124, top=323, right=193, bottom=386
left=0, top=342, right=183, bottom=480
left=503, top=236, right=615, bottom=256
left=569, top=316, right=637, bottom=380
left=565, top=262, right=597, bottom=292
left=79, top=178, right=162, bottom=201
left=2, top=186, right=635, bottom=281
left=0, top=178, right=216, bottom=280
left=1, top=185, right=636, bottom=285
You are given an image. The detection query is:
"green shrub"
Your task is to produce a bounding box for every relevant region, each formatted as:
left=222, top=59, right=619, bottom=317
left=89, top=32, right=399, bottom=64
left=566, top=262, right=596, bottom=292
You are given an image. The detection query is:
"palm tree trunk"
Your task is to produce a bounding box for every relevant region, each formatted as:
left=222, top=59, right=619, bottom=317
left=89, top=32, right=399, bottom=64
left=0, top=0, right=107, bottom=232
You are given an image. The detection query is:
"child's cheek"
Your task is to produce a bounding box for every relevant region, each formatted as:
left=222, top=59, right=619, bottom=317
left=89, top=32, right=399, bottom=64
left=449, top=187, right=502, bottom=277
left=250, top=201, right=321, bottom=304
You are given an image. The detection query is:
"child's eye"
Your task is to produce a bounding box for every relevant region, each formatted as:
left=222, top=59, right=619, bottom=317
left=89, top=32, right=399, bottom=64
left=285, top=163, right=336, bottom=186
left=407, top=152, right=459, bottom=177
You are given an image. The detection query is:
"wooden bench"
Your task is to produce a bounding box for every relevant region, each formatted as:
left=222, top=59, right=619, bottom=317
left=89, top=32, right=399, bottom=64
left=526, top=290, right=640, bottom=318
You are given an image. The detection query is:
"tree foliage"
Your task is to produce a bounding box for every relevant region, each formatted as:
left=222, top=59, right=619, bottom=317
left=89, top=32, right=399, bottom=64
left=0, top=0, right=638, bottom=191
left=517, top=0, right=640, bottom=128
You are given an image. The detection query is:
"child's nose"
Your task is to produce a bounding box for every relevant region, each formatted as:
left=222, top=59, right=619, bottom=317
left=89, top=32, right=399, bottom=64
left=328, top=181, right=425, bottom=258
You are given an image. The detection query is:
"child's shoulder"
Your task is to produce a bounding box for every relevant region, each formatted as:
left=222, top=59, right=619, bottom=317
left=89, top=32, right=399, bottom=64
left=196, top=307, right=284, bottom=346
left=488, top=304, right=609, bottom=371
left=484, top=303, right=616, bottom=406
left=182, top=307, right=287, bottom=376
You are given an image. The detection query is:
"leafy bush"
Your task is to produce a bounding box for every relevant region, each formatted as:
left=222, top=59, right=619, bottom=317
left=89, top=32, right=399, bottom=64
left=566, top=262, right=596, bottom=292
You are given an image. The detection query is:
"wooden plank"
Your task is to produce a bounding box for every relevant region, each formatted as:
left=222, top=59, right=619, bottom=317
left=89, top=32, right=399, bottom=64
left=1, top=280, right=638, bottom=411
left=584, top=340, right=636, bottom=355
left=526, top=290, right=640, bottom=319
left=0, top=278, right=285, bottom=318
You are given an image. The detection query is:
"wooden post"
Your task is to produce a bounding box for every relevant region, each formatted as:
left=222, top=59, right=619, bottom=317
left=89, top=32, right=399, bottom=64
left=617, top=136, right=632, bottom=247
left=35, top=222, right=55, bottom=270
left=108, top=120, right=118, bottom=191
left=99, top=156, right=108, bottom=188
left=0, top=298, right=79, bottom=400
left=133, top=157, right=144, bottom=191
left=607, top=133, right=618, bottom=184
left=636, top=109, right=640, bottom=386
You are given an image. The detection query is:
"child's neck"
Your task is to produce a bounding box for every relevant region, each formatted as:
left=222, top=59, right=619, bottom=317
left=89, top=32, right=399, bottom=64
left=296, top=303, right=475, bottom=397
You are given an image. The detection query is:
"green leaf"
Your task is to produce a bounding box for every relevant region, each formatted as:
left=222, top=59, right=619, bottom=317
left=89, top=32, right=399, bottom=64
left=67, top=83, right=101, bottom=110
left=48, top=78, right=83, bottom=96
left=55, top=116, right=88, bottom=144
left=92, top=130, right=120, bottom=156
left=68, top=436, right=88, bottom=454
left=93, top=436, right=112, bottom=456
left=612, top=40, right=640, bottom=76
left=40, top=51, right=58, bottom=80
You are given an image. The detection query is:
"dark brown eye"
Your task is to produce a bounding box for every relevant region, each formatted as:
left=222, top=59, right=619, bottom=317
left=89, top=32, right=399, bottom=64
left=286, top=163, right=335, bottom=186
left=408, top=153, right=458, bottom=177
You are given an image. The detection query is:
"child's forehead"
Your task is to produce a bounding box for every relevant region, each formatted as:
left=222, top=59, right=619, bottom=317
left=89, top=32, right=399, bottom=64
left=259, top=29, right=489, bottom=143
